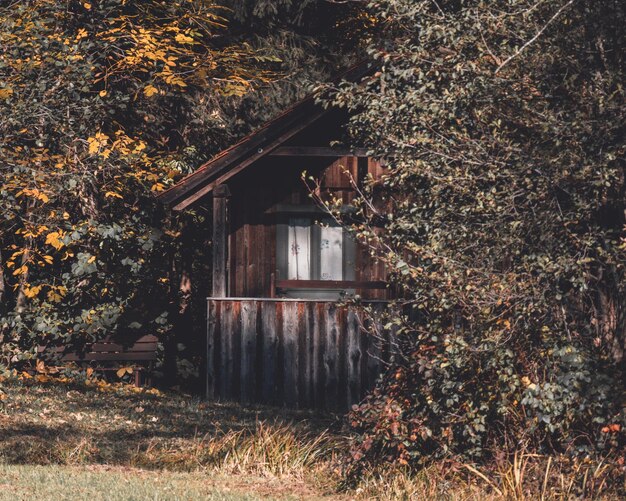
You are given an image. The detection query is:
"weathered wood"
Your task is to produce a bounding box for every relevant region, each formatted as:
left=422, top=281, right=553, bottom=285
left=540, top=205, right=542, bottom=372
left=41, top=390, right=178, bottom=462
left=212, top=184, right=230, bottom=298
left=221, top=153, right=389, bottom=299
left=260, top=301, right=279, bottom=404
left=207, top=300, right=218, bottom=399
left=323, top=303, right=340, bottom=411
left=240, top=300, right=257, bottom=404
left=298, top=302, right=313, bottom=408
left=39, top=334, right=158, bottom=352
left=336, top=306, right=348, bottom=411
left=282, top=301, right=299, bottom=407
left=269, top=146, right=370, bottom=157
left=207, top=298, right=392, bottom=410
left=312, top=302, right=325, bottom=408
left=346, top=309, right=362, bottom=407
left=220, top=300, right=234, bottom=398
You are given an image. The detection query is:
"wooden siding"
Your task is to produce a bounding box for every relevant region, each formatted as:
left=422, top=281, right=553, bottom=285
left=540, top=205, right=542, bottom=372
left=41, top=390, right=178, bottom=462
left=228, top=156, right=388, bottom=299
left=207, top=298, right=393, bottom=411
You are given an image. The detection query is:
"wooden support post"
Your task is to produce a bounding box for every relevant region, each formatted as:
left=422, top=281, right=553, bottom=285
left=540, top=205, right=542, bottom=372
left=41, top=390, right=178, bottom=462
left=212, top=184, right=231, bottom=298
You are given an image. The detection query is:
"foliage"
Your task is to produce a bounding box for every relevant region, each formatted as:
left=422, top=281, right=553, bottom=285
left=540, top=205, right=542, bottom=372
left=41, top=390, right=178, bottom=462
left=322, top=0, right=626, bottom=466
left=0, top=0, right=274, bottom=368
left=221, top=0, right=369, bottom=140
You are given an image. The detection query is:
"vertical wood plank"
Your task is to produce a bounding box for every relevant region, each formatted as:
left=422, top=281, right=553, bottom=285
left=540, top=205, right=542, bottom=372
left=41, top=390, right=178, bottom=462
left=220, top=300, right=234, bottom=399
left=261, top=301, right=278, bottom=404
left=240, top=300, right=257, bottom=404
left=314, top=302, right=326, bottom=408
left=323, top=302, right=339, bottom=411
left=208, top=299, right=389, bottom=410
left=336, top=306, right=348, bottom=411
left=206, top=300, right=218, bottom=399
left=275, top=301, right=285, bottom=404
left=298, top=302, right=314, bottom=408
left=282, top=301, right=299, bottom=407
left=232, top=301, right=242, bottom=400
left=346, top=307, right=362, bottom=407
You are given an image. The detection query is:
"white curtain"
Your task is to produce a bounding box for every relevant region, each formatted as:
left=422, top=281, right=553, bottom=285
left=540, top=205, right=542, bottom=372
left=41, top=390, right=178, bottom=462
left=320, top=225, right=343, bottom=280
left=287, top=218, right=311, bottom=280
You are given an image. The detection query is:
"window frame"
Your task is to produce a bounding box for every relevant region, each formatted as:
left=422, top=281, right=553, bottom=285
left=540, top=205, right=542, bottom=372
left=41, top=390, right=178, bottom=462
left=275, top=206, right=356, bottom=298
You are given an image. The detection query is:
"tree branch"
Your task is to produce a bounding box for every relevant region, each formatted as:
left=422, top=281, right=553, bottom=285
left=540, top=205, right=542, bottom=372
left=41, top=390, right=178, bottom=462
left=496, top=0, right=576, bottom=74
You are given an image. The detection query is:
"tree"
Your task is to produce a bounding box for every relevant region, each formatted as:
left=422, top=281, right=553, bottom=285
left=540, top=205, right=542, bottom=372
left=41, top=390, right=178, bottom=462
left=323, top=0, right=625, bottom=465
left=0, top=0, right=269, bottom=370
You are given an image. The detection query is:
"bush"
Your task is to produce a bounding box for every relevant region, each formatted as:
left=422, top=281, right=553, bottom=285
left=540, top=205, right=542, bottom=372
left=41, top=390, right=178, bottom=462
left=319, top=0, right=626, bottom=468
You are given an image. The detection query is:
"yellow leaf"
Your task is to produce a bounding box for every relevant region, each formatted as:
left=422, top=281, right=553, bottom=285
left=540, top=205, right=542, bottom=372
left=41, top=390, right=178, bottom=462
left=87, top=132, right=109, bottom=155
left=86, top=368, right=94, bottom=378
left=143, top=85, right=158, bottom=97
left=99, top=90, right=107, bottom=97
left=175, top=33, right=194, bottom=44
left=12, top=265, right=28, bottom=276
left=104, top=191, right=123, bottom=199
left=0, top=88, right=13, bottom=99
left=45, top=231, right=64, bottom=250
left=24, top=285, right=42, bottom=298
left=43, top=255, right=54, bottom=264
left=116, top=367, right=133, bottom=378
left=83, top=2, right=91, bottom=9
left=87, top=255, right=96, bottom=264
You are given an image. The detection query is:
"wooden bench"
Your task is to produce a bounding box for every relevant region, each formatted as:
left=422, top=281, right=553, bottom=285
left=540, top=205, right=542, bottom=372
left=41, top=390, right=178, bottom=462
left=38, top=334, right=158, bottom=386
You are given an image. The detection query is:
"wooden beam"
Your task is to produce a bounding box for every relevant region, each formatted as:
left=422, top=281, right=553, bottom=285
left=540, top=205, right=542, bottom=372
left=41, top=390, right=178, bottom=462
left=172, top=109, right=328, bottom=211
left=212, top=184, right=231, bottom=297
left=276, top=280, right=387, bottom=290
left=269, top=146, right=371, bottom=157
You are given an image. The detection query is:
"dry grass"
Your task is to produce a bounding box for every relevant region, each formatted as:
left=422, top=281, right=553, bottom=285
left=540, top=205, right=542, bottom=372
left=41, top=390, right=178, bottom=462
left=0, top=376, right=623, bottom=500
left=352, top=456, right=624, bottom=501
left=0, top=376, right=343, bottom=499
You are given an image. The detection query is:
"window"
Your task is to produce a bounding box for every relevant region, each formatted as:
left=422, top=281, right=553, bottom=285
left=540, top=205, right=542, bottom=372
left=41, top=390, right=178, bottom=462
left=277, top=214, right=356, bottom=299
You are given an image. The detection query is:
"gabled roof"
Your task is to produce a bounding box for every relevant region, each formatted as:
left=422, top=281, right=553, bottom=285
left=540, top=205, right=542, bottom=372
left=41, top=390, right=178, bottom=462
left=157, top=62, right=374, bottom=211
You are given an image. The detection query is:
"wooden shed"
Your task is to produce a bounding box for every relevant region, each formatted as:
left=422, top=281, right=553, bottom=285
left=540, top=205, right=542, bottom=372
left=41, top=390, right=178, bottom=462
left=158, top=63, right=394, bottom=410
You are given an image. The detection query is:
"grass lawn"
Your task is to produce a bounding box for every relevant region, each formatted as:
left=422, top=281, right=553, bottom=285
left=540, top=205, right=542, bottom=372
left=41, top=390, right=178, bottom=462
left=0, top=377, right=342, bottom=500
left=0, top=376, right=623, bottom=500
left=0, top=464, right=299, bottom=501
